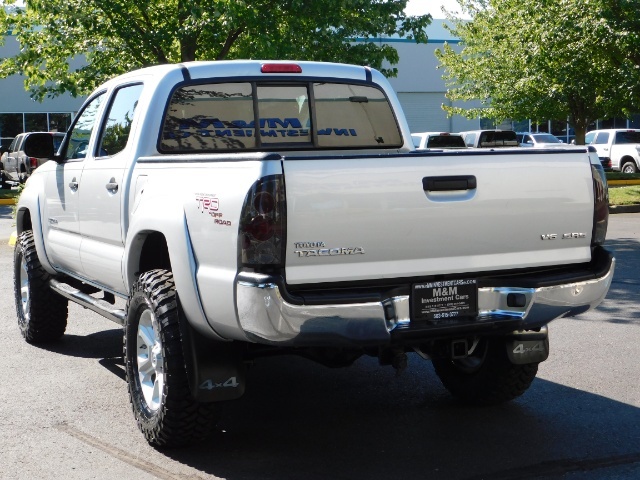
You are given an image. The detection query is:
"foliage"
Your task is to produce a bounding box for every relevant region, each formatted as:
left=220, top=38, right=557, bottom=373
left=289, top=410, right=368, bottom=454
left=608, top=185, right=640, bottom=206
left=607, top=172, right=640, bottom=181
left=0, top=0, right=431, bottom=101
left=436, top=0, right=640, bottom=144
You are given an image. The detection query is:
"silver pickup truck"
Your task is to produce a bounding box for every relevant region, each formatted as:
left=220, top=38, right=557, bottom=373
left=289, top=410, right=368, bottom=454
left=13, top=60, right=614, bottom=447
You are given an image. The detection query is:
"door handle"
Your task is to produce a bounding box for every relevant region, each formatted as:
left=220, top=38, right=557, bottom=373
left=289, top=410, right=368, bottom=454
left=69, top=178, right=79, bottom=191
left=106, top=178, right=118, bottom=193
left=423, top=175, right=477, bottom=192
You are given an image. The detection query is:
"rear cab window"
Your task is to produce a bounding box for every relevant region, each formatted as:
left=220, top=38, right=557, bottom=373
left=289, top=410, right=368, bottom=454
left=478, top=131, right=518, bottom=147
left=159, top=81, right=402, bottom=152
left=614, top=130, right=640, bottom=144
left=426, top=135, right=466, bottom=148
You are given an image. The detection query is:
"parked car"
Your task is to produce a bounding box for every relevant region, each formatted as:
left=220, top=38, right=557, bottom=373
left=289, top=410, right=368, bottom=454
left=516, top=132, right=566, bottom=148
left=585, top=129, right=640, bottom=173
left=411, top=132, right=467, bottom=149
left=459, top=130, right=519, bottom=148
left=0, top=132, right=65, bottom=183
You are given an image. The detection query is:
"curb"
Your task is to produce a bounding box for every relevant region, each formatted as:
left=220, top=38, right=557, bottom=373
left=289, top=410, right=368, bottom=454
left=0, top=197, right=17, bottom=205
left=609, top=204, right=640, bottom=214
left=8, top=231, right=16, bottom=246
left=608, top=179, right=640, bottom=186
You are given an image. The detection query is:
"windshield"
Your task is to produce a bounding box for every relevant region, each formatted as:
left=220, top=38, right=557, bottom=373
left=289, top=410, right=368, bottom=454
left=533, top=134, right=561, bottom=144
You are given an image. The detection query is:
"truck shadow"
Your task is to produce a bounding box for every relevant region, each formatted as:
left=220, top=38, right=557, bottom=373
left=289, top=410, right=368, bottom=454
left=592, top=238, right=640, bottom=324
left=161, top=353, right=640, bottom=480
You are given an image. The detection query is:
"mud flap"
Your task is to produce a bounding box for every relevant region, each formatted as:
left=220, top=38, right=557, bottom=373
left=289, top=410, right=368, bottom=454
left=180, top=311, right=247, bottom=402
left=506, top=326, right=549, bottom=365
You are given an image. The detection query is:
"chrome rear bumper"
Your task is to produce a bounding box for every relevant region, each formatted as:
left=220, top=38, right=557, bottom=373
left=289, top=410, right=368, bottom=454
left=235, top=255, right=615, bottom=347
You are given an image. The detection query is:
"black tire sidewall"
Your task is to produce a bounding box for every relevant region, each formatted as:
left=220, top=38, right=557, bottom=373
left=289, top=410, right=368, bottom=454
left=432, top=337, right=538, bottom=405
left=13, top=231, right=68, bottom=342
left=125, top=288, right=165, bottom=428
left=13, top=234, right=30, bottom=336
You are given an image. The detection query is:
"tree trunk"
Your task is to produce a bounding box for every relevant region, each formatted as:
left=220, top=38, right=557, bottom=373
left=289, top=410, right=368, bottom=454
left=571, top=115, right=589, bottom=145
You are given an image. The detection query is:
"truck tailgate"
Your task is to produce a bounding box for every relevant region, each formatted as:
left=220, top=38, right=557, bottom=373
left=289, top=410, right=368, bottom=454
left=282, top=150, right=595, bottom=285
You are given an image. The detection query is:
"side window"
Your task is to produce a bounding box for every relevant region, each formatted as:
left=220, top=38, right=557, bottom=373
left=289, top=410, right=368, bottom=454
left=98, top=84, right=144, bottom=157
left=464, top=133, right=476, bottom=147
left=10, top=136, right=20, bottom=152
left=64, top=93, right=105, bottom=161
left=594, top=132, right=610, bottom=145
left=585, top=132, right=595, bottom=144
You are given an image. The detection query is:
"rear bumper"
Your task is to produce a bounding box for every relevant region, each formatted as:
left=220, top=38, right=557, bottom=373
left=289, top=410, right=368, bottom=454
left=235, top=249, right=615, bottom=347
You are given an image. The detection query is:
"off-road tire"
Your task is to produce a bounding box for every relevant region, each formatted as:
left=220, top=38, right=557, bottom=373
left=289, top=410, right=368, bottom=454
left=124, top=269, right=217, bottom=447
left=432, top=337, right=538, bottom=405
left=13, top=230, right=68, bottom=342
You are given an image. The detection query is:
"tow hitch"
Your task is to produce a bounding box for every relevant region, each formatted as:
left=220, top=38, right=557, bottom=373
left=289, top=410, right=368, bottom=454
left=506, top=326, right=549, bottom=365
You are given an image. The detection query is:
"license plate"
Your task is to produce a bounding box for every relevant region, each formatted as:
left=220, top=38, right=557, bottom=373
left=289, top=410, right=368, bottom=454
left=412, top=279, right=478, bottom=322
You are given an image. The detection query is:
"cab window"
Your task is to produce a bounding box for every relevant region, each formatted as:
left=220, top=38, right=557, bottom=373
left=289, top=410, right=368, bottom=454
left=98, top=84, right=144, bottom=157
left=64, top=93, right=105, bottom=160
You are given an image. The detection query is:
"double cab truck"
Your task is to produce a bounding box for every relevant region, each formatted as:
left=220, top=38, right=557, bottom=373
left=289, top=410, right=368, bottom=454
left=585, top=128, right=640, bottom=173
left=14, top=60, right=614, bottom=447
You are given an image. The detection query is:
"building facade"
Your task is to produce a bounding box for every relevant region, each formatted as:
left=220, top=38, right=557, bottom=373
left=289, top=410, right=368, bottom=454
left=13, top=19, right=639, bottom=141
left=0, top=35, right=84, bottom=139
left=0, top=20, right=483, bottom=141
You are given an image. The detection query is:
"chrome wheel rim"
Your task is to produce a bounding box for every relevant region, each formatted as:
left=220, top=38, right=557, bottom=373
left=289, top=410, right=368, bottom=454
left=136, top=309, right=165, bottom=412
left=19, top=254, right=30, bottom=321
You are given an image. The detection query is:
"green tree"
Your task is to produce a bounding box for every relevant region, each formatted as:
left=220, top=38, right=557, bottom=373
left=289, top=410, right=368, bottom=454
left=436, top=0, right=640, bottom=144
left=0, top=0, right=430, bottom=101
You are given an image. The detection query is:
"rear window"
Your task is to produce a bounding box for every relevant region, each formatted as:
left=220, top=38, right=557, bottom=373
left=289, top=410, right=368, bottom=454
left=478, top=131, right=518, bottom=147
left=159, top=81, right=402, bottom=152
left=426, top=135, right=466, bottom=148
left=615, top=131, right=640, bottom=144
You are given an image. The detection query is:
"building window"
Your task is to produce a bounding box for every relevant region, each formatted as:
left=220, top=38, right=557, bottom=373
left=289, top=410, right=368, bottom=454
left=0, top=113, right=24, bottom=138
left=25, top=113, right=48, bottom=132
left=0, top=112, right=75, bottom=139
left=49, top=113, right=72, bottom=132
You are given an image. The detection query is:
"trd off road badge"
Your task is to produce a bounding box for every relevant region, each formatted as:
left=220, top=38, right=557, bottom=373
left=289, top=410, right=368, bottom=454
left=195, top=193, right=231, bottom=226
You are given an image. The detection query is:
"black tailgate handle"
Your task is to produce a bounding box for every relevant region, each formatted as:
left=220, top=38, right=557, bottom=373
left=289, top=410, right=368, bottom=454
left=423, top=175, right=477, bottom=192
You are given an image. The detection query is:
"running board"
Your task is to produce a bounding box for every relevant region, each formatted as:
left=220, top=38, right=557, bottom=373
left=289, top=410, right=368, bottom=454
left=49, top=279, right=126, bottom=325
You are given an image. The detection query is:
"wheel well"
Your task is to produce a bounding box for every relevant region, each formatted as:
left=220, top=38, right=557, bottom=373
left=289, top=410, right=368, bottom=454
left=137, top=232, right=171, bottom=275
left=16, top=208, right=32, bottom=234
left=621, top=156, right=638, bottom=166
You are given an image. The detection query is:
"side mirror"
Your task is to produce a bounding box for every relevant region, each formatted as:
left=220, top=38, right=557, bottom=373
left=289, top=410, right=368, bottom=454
left=23, top=133, right=55, bottom=160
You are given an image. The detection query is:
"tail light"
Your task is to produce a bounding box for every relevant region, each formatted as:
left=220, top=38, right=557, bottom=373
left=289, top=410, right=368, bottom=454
left=29, top=157, right=38, bottom=169
left=238, top=175, right=286, bottom=269
left=589, top=146, right=608, bottom=246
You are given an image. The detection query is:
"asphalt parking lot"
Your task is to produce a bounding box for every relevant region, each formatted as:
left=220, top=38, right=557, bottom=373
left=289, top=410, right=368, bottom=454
left=0, top=206, right=639, bottom=480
